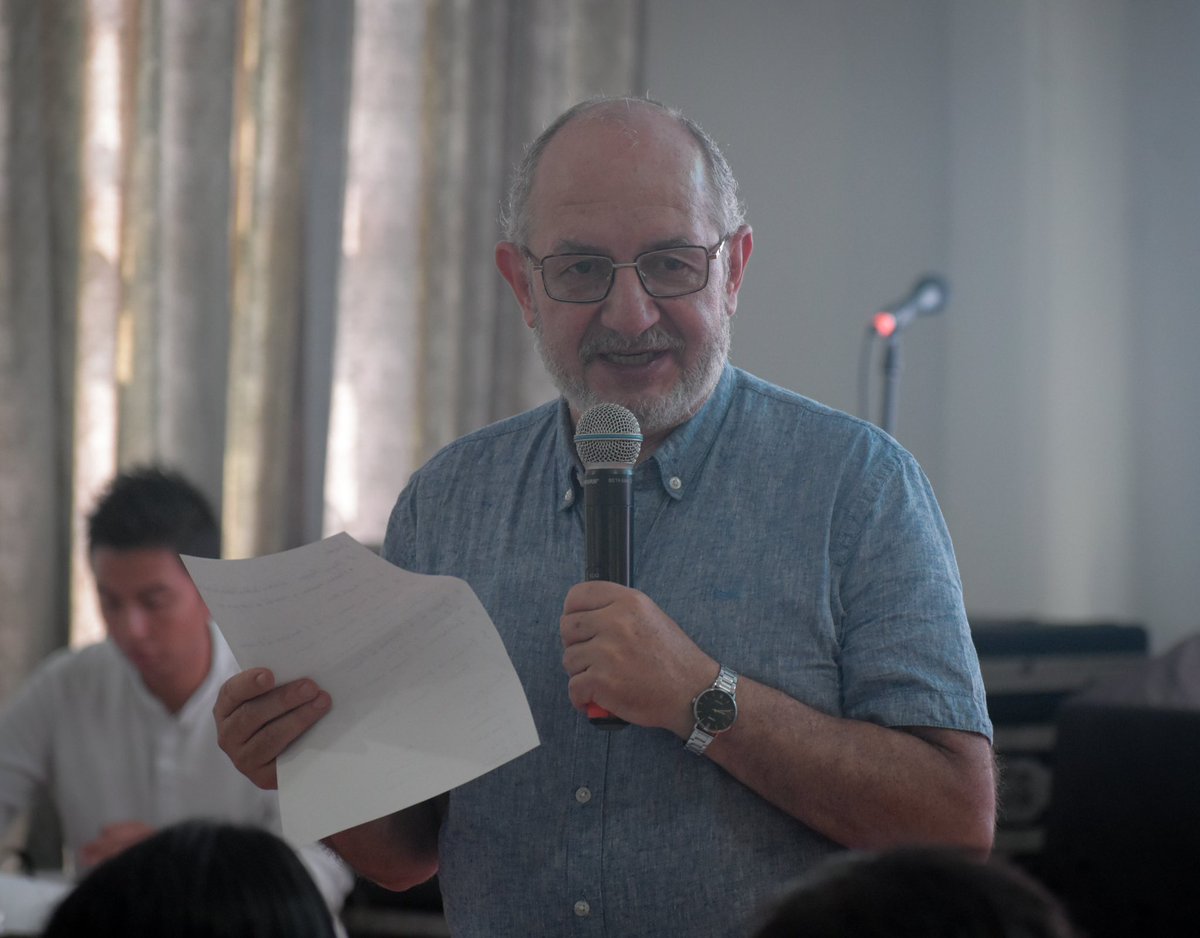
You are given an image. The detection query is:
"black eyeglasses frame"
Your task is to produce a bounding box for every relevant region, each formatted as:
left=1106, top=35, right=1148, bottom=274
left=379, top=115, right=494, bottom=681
left=524, top=236, right=730, bottom=304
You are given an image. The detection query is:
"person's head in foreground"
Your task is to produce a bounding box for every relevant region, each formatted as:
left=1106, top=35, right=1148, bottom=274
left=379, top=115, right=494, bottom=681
left=749, top=845, right=1079, bottom=938
left=40, top=820, right=337, bottom=938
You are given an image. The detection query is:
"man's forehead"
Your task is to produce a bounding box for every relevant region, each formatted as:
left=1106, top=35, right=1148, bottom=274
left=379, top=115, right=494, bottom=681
left=527, top=112, right=710, bottom=243
left=91, top=545, right=189, bottom=579
left=539, top=106, right=700, bottom=174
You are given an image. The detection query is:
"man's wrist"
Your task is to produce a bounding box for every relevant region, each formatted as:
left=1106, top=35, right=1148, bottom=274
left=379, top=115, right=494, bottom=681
left=685, top=666, right=739, bottom=755
left=674, top=662, right=719, bottom=739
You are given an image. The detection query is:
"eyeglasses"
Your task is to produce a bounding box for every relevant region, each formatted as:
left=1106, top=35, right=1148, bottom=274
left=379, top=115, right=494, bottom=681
left=526, top=237, right=728, bottom=304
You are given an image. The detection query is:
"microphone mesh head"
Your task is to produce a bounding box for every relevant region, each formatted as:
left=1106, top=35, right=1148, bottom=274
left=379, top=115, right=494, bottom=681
left=915, top=277, right=948, bottom=315
left=574, top=403, right=643, bottom=468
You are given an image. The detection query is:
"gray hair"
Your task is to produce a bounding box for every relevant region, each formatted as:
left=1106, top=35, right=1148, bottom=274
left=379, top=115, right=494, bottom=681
left=500, top=95, right=746, bottom=247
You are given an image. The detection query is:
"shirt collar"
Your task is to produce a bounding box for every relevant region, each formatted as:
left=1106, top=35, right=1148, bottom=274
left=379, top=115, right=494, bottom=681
left=555, top=401, right=582, bottom=512
left=554, top=363, right=738, bottom=509
left=644, top=363, right=737, bottom=501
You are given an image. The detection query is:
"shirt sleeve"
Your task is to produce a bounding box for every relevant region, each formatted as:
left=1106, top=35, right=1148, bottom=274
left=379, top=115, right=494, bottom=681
left=0, top=652, right=69, bottom=839
left=831, top=446, right=992, bottom=740
left=381, top=476, right=420, bottom=571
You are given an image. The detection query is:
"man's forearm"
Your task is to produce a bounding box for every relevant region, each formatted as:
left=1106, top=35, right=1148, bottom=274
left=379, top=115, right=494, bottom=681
left=700, top=677, right=996, bottom=854
left=322, top=797, right=442, bottom=891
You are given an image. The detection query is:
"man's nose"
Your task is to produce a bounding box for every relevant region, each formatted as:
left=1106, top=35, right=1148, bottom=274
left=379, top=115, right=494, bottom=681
left=599, top=265, right=659, bottom=336
left=109, top=606, right=150, bottom=640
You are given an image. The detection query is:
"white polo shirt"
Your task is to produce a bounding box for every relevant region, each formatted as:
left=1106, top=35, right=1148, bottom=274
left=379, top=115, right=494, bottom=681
left=0, top=622, right=353, bottom=909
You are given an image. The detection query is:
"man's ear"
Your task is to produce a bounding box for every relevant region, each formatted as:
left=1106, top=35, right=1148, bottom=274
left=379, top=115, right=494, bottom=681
left=495, top=241, right=538, bottom=328
left=723, top=224, right=754, bottom=316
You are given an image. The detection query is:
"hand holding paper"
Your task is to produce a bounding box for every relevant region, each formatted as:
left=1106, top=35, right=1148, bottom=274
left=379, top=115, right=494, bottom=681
left=185, top=533, right=539, bottom=844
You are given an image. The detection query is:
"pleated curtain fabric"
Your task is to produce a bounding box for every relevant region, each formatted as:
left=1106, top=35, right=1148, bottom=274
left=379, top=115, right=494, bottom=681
left=325, top=0, right=643, bottom=545
left=0, top=0, right=641, bottom=691
left=0, top=0, right=78, bottom=698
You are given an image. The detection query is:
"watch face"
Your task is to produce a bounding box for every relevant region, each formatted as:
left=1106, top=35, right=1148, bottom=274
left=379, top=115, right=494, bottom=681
left=694, top=688, right=737, bottom=734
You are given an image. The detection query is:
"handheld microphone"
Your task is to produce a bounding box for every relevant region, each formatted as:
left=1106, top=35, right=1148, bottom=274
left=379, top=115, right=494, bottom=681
left=573, top=402, right=642, bottom=730
left=872, top=275, right=948, bottom=337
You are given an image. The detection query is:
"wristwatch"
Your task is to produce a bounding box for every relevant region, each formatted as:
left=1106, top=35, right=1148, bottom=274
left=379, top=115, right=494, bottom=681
left=685, top=665, right=739, bottom=755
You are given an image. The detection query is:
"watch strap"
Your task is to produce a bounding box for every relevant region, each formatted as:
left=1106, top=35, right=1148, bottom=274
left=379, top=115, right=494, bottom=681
left=685, top=725, right=715, bottom=755
left=712, top=665, right=738, bottom=697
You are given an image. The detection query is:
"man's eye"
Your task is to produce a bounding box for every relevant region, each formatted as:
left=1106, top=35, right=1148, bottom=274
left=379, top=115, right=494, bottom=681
left=141, top=591, right=175, bottom=612
left=643, top=252, right=694, bottom=275
left=565, top=259, right=598, bottom=277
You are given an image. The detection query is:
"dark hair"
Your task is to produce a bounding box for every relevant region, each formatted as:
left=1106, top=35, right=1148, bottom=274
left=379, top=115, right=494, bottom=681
left=500, top=94, right=746, bottom=247
left=86, top=465, right=220, bottom=559
left=41, top=820, right=337, bottom=938
left=750, top=847, right=1079, bottom=938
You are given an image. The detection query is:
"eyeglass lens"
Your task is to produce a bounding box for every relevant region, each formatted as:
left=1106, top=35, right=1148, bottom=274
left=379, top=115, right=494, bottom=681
left=540, top=246, right=710, bottom=302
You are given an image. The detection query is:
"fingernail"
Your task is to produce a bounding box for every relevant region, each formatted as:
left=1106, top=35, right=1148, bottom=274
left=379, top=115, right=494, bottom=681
left=312, top=693, right=330, bottom=711
left=255, top=671, right=270, bottom=689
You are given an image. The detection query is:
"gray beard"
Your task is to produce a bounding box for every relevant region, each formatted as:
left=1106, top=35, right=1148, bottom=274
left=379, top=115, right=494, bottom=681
left=532, top=315, right=731, bottom=439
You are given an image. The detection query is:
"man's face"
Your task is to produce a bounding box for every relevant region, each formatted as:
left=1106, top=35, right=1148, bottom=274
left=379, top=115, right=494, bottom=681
left=91, top=546, right=212, bottom=700
left=498, top=107, right=751, bottom=448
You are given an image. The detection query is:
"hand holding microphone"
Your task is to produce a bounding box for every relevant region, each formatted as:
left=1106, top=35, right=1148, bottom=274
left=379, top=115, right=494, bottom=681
left=566, top=403, right=727, bottom=737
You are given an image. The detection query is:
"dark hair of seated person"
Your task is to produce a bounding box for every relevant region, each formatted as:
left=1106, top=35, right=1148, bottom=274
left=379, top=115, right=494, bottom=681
left=749, top=845, right=1079, bottom=938
left=40, top=820, right=337, bottom=938
left=87, top=464, right=221, bottom=558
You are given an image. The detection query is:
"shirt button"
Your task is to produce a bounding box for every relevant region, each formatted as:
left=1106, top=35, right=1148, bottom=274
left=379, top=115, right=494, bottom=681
left=574, top=900, right=591, bottom=917
left=574, top=786, right=592, bottom=804
left=669, top=476, right=683, bottom=491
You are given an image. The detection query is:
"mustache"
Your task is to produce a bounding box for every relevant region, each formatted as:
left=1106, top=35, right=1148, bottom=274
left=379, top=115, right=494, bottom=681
left=580, top=327, right=684, bottom=362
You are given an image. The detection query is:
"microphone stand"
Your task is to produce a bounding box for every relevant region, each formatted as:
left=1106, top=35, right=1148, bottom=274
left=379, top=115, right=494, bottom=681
left=868, top=274, right=947, bottom=438
left=880, top=332, right=902, bottom=437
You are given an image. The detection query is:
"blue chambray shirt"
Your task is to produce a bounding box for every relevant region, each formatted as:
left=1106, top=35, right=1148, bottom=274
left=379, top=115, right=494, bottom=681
left=383, top=364, right=991, bottom=938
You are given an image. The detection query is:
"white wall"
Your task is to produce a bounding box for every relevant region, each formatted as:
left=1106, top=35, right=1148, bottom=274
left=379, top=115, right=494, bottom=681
left=1125, top=1, right=1200, bottom=650
left=642, top=0, right=1200, bottom=650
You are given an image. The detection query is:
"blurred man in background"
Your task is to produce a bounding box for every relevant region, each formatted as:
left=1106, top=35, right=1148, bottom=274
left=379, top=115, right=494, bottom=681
left=0, top=466, right=352, bottom=913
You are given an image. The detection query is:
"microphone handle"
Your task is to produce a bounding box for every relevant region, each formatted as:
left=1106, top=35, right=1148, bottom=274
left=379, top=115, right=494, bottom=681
left=582, top=467, right=632, bottom=729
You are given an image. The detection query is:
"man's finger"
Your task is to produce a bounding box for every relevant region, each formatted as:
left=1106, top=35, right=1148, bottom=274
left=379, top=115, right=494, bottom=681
left=213, top=670, right=330, bottom=790
left=212, top=668, right=274, bottom=722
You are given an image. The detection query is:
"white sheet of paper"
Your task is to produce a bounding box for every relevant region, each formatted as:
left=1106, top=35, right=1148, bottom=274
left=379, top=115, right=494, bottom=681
left=182, top=532, right=539, bottom=844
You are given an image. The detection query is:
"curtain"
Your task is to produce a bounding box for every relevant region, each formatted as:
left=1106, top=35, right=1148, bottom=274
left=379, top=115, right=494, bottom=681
left=0, top=0, right=77, bottom=700
left=0, top=0, right=641, bottom=698
left=326, top=0, right=644, bottom=543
